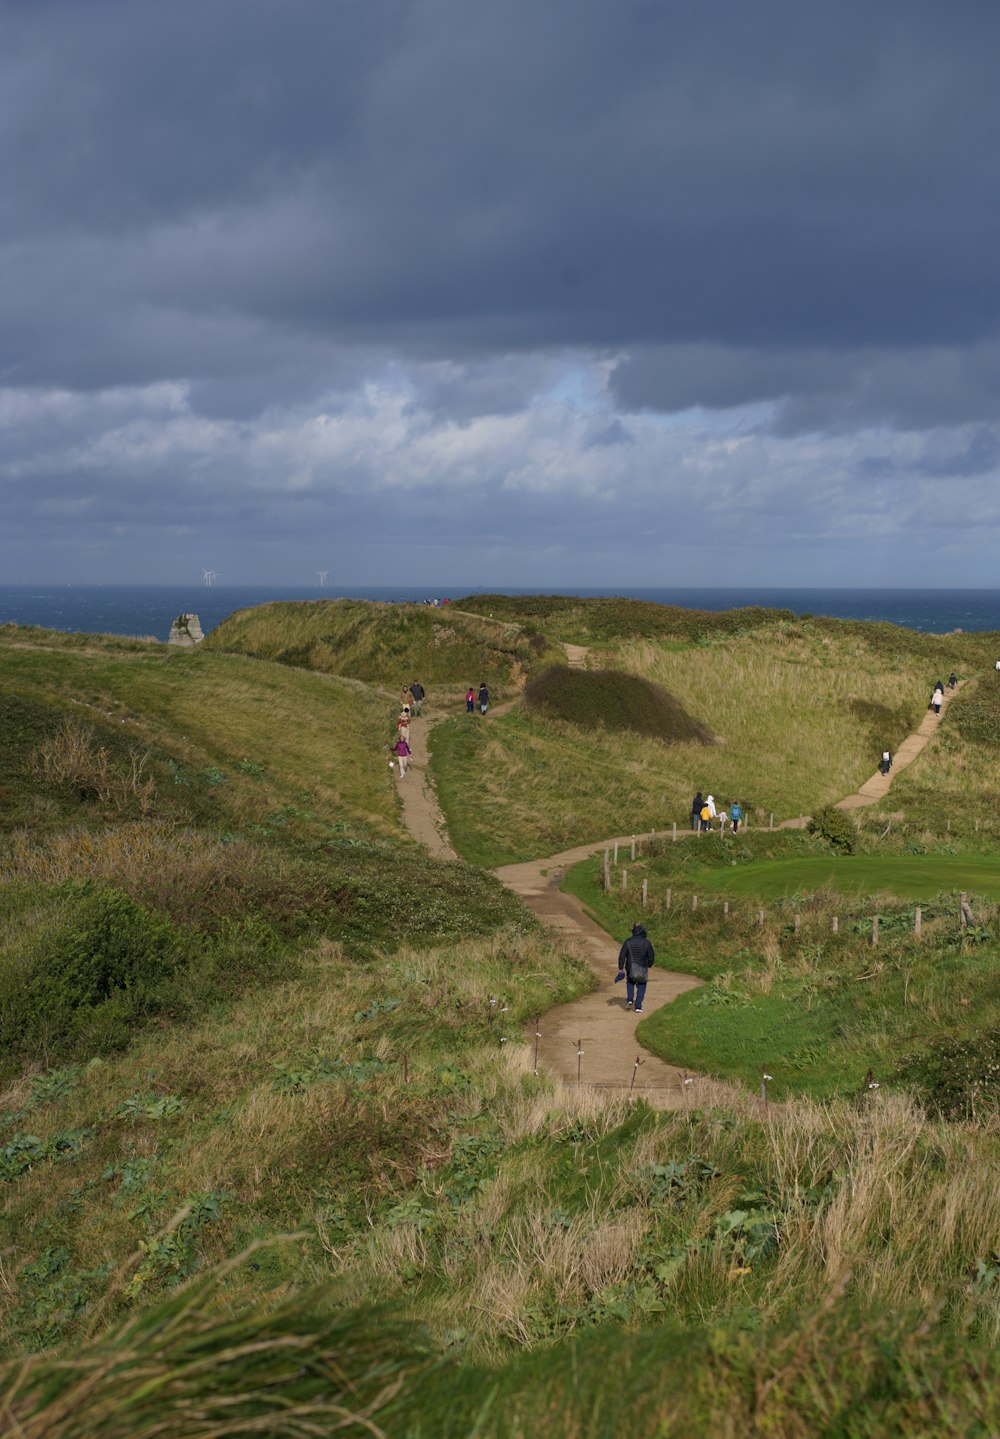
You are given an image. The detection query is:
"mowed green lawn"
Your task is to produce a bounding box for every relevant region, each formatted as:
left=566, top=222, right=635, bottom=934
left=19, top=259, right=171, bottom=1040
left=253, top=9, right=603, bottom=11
left=693, top=853, right=1000, bottom=901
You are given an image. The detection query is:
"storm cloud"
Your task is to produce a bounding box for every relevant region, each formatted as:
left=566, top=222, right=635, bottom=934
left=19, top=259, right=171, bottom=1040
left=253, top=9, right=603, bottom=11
left=4, top=0, right=1000, bottom=583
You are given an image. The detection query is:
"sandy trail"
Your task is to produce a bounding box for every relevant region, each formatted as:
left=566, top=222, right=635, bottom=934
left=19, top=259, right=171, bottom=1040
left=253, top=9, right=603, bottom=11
left=396, top=677, right=964, bottom=1102
left=396, top=709, right=457, bottom=861
left=834, top=680, right=963, bottom=811
left=496, top=844, right=733, bottom=1105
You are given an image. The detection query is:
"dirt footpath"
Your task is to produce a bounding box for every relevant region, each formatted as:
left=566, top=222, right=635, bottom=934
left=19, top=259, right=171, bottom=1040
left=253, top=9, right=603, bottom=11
left=835, top=680, right=964, bottom=811
left=496, top=844, right=722, bottom=1105
left=395, top=710, right=457, bottom=860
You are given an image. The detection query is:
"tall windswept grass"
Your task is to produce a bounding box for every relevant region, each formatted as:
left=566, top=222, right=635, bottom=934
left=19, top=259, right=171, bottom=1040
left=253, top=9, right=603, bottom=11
left=0, top=1257, right=415, bottom=1438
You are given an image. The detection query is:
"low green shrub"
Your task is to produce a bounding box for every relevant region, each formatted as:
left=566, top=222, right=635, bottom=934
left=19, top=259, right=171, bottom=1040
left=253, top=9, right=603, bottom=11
left=807, top=805, right=858, bottom=854
left=897, top=1028, right=1000, bottom=1119
left=0, top=884, right=288, bottom=1066
left=523, top=665, right=713, bottom=743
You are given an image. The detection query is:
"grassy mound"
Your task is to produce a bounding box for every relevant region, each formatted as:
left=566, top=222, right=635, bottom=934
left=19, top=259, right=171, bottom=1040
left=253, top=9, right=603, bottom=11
left=523, top=664, right=712, bottom=743
left=430, top=619, right=963, bottom=865
left=205, top=599, right=554, bottom=691
left=948, top=668, right=1000, bottom=745
left=456, top=592, right=796, bottom=643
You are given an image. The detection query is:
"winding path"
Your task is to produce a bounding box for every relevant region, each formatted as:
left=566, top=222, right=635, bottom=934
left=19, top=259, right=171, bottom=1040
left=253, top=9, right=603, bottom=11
left=395, top=678, right=964, bottom=1102
left=833, top=681, right=963, bottom=811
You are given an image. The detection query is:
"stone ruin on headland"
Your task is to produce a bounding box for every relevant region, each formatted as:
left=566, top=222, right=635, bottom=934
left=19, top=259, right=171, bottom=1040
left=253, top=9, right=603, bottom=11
left=167, top=613, right=204, bottom=647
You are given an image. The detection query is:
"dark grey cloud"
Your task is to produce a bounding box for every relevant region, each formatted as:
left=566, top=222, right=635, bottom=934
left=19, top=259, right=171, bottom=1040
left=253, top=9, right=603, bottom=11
left=6, top=0, right=1000, bottom=582
left=7, top=2, right=1000, bottom=379
left=611, top=344, right=1000, bottom=433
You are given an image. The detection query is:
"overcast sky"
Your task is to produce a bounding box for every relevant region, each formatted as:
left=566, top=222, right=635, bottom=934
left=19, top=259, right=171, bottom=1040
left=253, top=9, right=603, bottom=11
left=4, top=0, right=1000, bottom=587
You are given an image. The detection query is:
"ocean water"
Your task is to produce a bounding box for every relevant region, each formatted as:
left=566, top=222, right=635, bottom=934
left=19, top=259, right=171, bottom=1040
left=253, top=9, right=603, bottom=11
left=1, top=584, right=1000, bottom=640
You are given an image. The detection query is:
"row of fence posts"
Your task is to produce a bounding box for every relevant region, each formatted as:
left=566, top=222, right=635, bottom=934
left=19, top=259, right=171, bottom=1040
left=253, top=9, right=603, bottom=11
left=601, top=817, right=989, bottom=879
left=604, top=858, right=976, bottom=942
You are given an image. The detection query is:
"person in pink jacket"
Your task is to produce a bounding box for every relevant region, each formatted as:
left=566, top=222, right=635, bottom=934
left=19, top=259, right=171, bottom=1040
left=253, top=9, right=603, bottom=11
left=393, top=736, right=411, bottom=777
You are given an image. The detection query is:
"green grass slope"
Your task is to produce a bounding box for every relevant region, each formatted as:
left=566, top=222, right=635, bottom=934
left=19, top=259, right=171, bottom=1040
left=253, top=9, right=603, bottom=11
left=205, top=598, right=555, bottom=694
left=4, top=610, right=1000, bottom=1434
left=432, top=613, right=991, bottom=864
left=563, top=824, right=1000, bottom=1108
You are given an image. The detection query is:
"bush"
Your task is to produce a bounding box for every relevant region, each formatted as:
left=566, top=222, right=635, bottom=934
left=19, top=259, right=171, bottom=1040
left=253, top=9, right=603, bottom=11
left=32, top=718, right=155, bottom=814
left=897, top=1028, right=1000, bottom=1118
left=807, top=805, right=857, bottom=854
left=0, top=884, right=287, bottom=1065
left=523, top=665, right=713, bottom=743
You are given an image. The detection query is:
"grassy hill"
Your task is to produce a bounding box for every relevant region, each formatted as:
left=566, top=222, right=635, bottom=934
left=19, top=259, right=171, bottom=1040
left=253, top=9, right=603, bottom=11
left=4, top=603, right=1000, bottom=1435
left=431, top=614, right=994, bottom=865
left=204, top=599, right=557, bottom=696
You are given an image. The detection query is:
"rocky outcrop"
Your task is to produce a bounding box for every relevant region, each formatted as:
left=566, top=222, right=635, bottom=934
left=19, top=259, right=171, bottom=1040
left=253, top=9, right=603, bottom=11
left=167, top=613, right=204, bottom=647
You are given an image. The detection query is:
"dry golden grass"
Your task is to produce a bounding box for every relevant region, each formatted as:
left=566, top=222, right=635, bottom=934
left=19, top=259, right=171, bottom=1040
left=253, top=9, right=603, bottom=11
left=435, top=623, right=946, bottom=862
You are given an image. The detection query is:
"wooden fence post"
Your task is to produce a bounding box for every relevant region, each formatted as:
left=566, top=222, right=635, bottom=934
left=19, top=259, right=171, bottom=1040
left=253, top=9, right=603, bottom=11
left=769, top=813, right=774, bottom=830
left=641, top=879, right=648, bottom=910
left=723, top=900, right=729, bottom=918
left=960, top=892, right=972, bottom=929
left=621, top=868, right=627, bottom=894
left=832, top=915, right=839, bottom=934
left=914, top=906, right=921, bottom=938
left=603, top=849, right=610, bottom=893
left=613, top=842, right=619, bottom=864
left=630, top=835, right=636, bottom=861
left=758, top=909, right=765, bottom=927
left=672, top=821, right=677, bottom=843
left=665, top=887, right=672, bottom=910
left=872, top=915, right=879, bottom=946
left=692, top=894, right=698, bottom=911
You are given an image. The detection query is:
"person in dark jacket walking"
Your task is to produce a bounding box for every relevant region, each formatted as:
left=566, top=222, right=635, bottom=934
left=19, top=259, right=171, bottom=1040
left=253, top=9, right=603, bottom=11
left=478, top=682, right=490, bottom=715
left=409, top=681, right=425, bottom=715
left=617, top=922, right=655, bottom=1013
left=690, top=791, right=703, bottom=833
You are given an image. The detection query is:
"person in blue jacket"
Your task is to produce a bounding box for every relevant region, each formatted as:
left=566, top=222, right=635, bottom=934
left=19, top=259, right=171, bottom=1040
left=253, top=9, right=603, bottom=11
left=730, top=800, right=744, bottom=833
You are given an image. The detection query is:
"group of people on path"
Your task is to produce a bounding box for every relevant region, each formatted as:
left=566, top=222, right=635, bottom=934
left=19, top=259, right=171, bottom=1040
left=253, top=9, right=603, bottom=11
left=690, top=791, right=744, bottom=834
left=392, top=679, right=495, bottom=779
left=466, top=684, right=490, bottom=715
left=929, top=675, right=956, bottom=716
left=391, top=681, right=425, bottom=779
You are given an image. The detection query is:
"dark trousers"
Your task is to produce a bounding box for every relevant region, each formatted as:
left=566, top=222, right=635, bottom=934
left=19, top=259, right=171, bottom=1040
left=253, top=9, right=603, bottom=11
left=626, top=978, right=647, bottom=1009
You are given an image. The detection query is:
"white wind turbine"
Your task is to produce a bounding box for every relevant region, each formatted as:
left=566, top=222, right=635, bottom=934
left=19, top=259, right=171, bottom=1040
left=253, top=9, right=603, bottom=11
left=317, top=570, right=329, bottom=587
